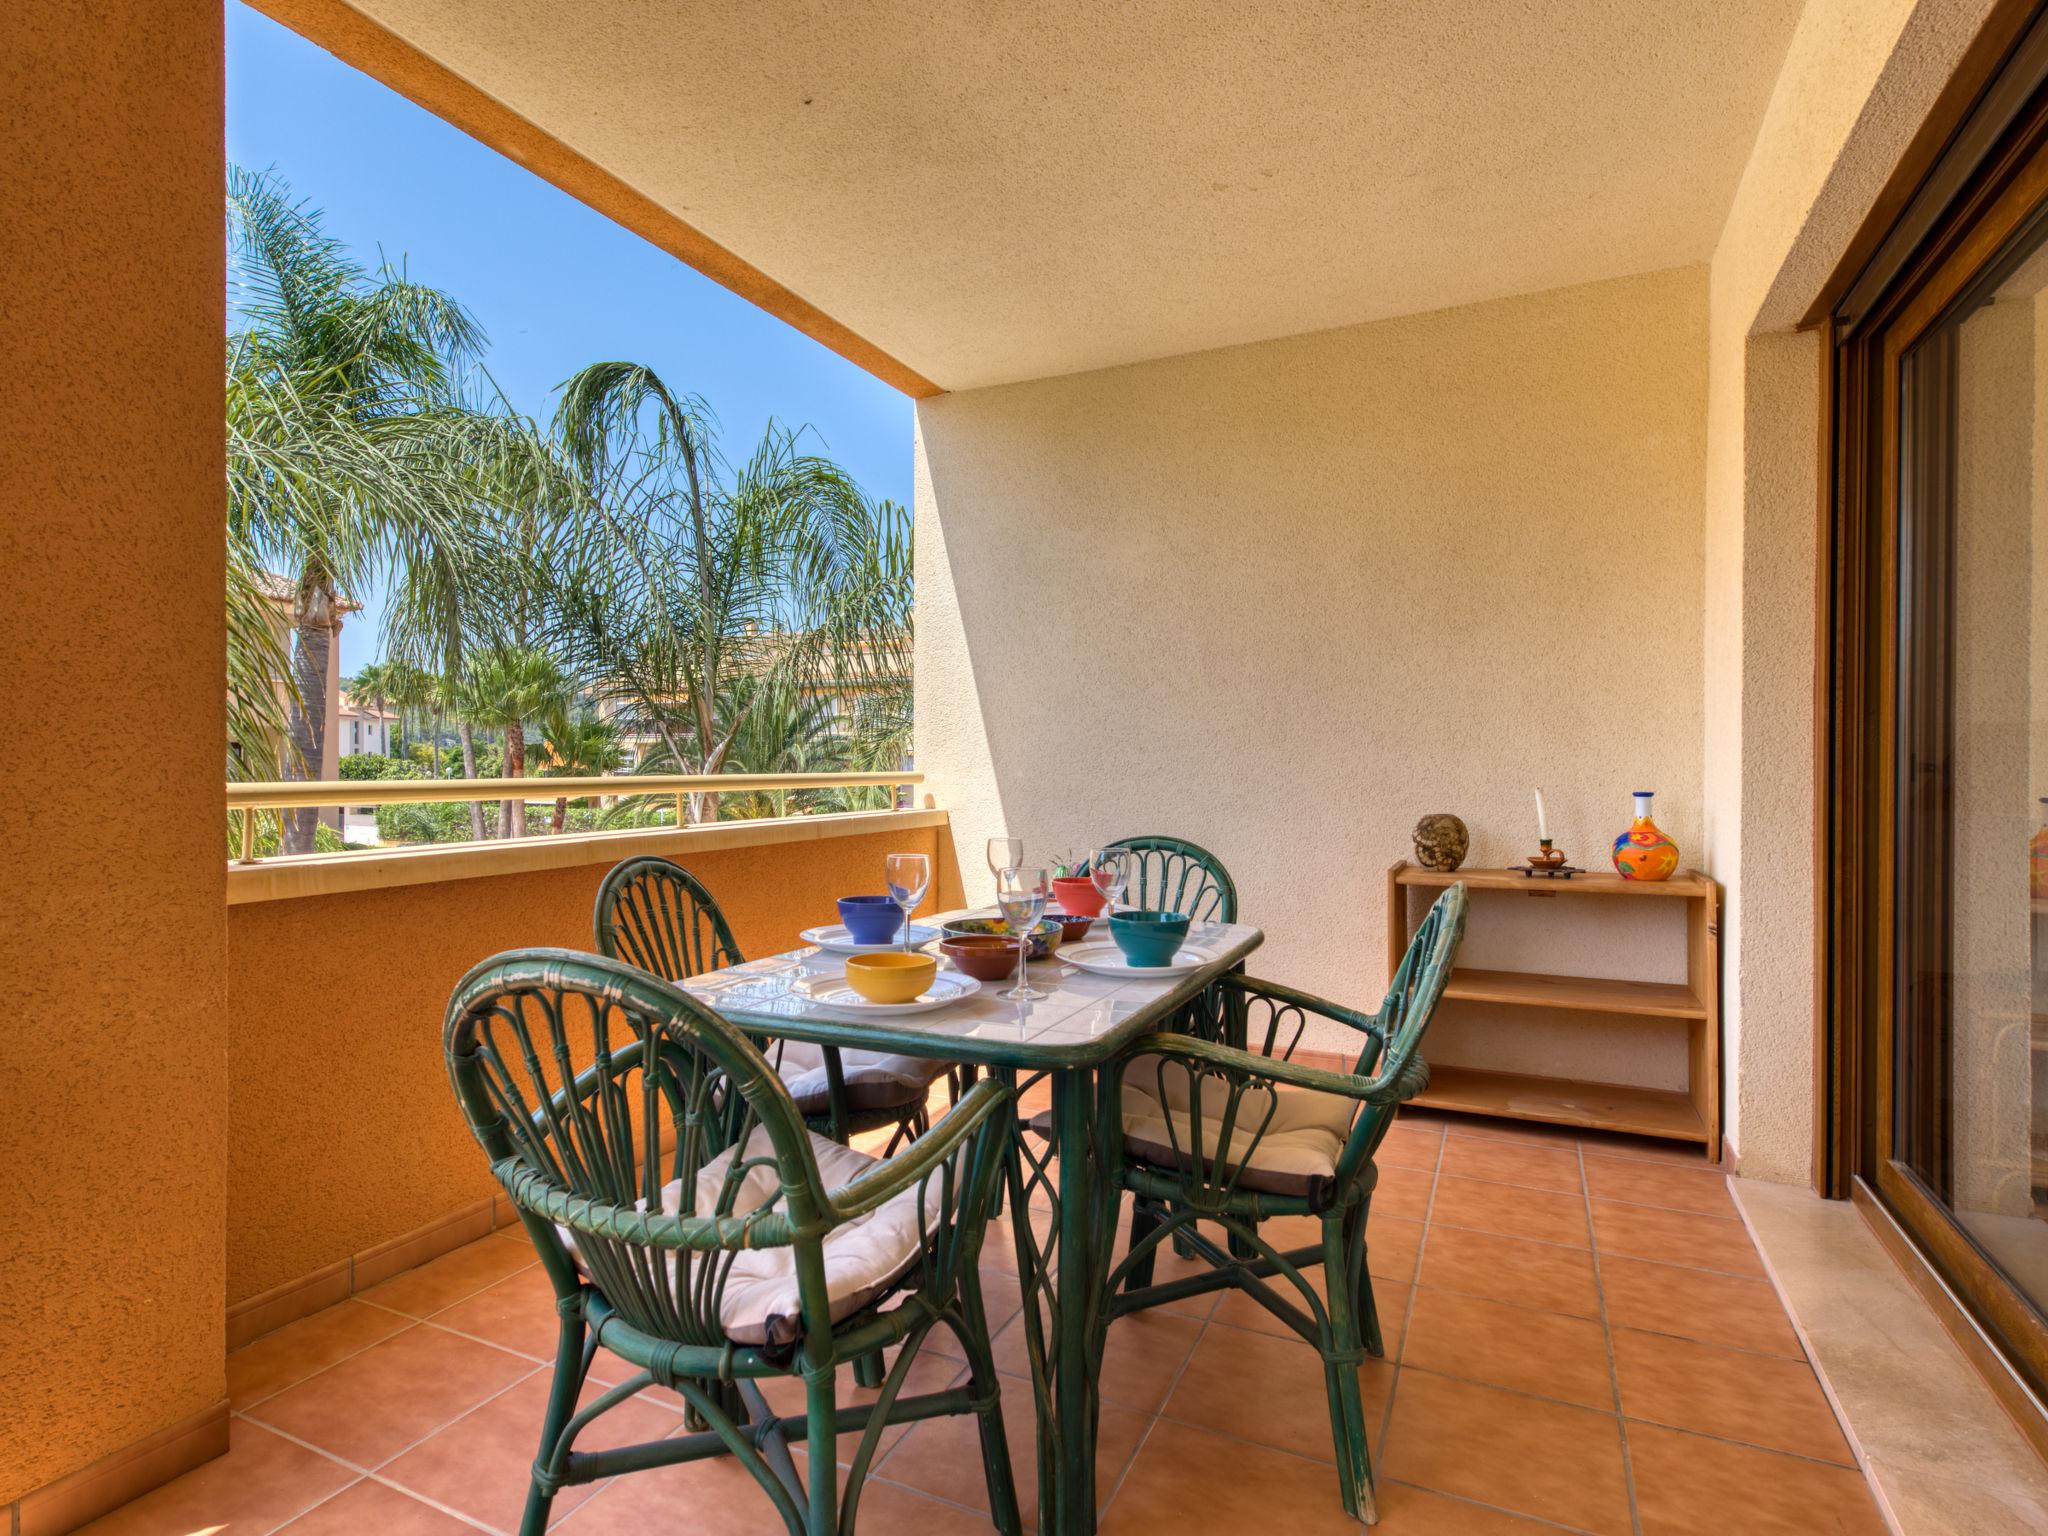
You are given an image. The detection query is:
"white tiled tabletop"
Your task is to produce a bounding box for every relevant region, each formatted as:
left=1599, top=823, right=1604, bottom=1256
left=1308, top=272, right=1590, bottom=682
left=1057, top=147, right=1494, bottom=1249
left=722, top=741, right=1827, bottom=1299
left=681, top=907, right=1263, bottom=1070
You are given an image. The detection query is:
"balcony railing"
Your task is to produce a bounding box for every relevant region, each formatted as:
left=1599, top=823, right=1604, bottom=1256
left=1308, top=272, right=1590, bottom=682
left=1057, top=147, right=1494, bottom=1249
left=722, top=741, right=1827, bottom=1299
left=227, top=770, right=925, bottom=863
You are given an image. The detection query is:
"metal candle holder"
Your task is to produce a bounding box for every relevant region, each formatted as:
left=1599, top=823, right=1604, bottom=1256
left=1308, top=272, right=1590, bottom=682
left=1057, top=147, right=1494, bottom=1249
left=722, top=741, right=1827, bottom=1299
left=1521, top=839, right=1581, bottom=878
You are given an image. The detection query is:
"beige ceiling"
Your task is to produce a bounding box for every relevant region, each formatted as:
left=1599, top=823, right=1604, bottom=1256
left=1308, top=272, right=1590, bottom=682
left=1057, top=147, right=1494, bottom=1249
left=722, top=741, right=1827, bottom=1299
left=339, top=0, right=1807, bottom=392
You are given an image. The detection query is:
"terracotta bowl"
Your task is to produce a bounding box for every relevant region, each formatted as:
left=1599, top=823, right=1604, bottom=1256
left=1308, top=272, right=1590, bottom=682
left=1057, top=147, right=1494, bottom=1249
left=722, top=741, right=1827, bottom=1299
left=1047, top=909, right=1096, bottom=943
left=942, top=916, right=1062, bottom=960
left=939, top=934, right=1024, bottom=981
left=843, top=951, right=937, bottom=1003
left=1051, top=876, right=1106, bottom=916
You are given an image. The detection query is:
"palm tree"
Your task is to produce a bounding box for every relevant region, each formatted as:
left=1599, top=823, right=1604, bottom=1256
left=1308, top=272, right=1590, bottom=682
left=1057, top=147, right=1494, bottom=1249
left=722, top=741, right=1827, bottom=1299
left=546, top=361, right=907, bottom=823
left=460, top=645, right=568, bottom=837
left=343, top=660, right=398, bottom=756
left=226, top=165, right=489, bottom=852
left=539, top=709, right=624, bottom=832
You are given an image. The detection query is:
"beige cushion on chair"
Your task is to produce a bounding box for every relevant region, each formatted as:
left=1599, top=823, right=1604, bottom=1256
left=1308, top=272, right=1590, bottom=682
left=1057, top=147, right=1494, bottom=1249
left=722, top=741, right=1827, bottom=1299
left=768, top=1040, right=944, bottom=1117
left=1118, top=1054, right=1355, bottom=1201
left=568, top=1126, right=941, bottom=1346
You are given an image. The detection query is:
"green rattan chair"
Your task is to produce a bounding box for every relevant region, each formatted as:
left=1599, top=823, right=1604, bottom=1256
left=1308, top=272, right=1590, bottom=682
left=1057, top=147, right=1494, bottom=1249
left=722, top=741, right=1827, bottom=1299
left=595, top=856, right=947, bottom=1148
left=1088, top=834, right=1237, bottom=923
left=1099, top=882, right=1467, bottom=1523
left=445, top=948, right=1022, bottom=1536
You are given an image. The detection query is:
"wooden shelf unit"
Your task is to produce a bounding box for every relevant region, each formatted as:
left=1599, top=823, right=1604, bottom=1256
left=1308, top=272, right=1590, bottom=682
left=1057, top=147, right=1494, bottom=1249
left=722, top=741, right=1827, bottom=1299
left=1387, top=861, right=1722, bottom=1152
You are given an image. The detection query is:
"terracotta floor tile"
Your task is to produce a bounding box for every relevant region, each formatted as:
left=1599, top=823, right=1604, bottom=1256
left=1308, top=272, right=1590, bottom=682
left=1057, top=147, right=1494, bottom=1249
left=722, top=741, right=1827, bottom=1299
left=1378, top=1117, right=1446, bottom=1171
left=1099, top=1419, right=1374, bottom=1535
left=1371, top=1160, right=1439, bottom=1220
left=876, top=1368, right=1149, bottom=1527
left=1415, top=1226, right=1601, bottom=1318
left=1438, top=1136, right=1583, bottom=1195
left=992, top=1304, right=1201, bottom=1414
left=1579, top=1131, right=1721, bottom=1168
left=1600, top=1255, right=1802, bottom=1358
left=1367, top=1215, right=1425, bottom=1284
left=557, top=1443, right=993, bottom=1535
left=428, top=1266, right=647, bottom=1387
left=1431, top=1175, right=1591, bottom=1248
left=1445, top=1116, right=1582, bottom=1150
left=1628, top=1422, right=1886, bottom=1535
left=381, top=1370, right=682, bottom=1532
left=74, top=1420, right=355, bottom=1536
left=1212, top=1270, right=1412, bottom=1356
left=1372, top=1481, right=1566, bottom=1531
left=1401, top=1289, right=1614, bottom=1409
left=1163, top=1317, right=1395, bottom=1459
left=227, top=1299, right=415, bottom=1409
left=1582, top=1152, right=1736, bottom=1216
left=1590, top=1200, right=1763, bottom=1276
left=274, top=1478, right=479, bottom=1535
left=246, top=1322, right=539, bottom=1468
left=361, top=1233, right=538, bottom=1319
left=1380, top=1371, right=1632, bottom=1535
left=1612, top=1327, right=1852, bottom=1464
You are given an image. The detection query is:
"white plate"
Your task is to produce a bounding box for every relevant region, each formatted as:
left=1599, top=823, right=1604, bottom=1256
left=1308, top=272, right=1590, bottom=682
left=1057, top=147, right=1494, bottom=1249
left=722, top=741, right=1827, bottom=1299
left=797, top=971, right=981, bottom=1017
left=799, top=922, right=942, bottom=954
left=1056, top=940, right=1219, bottom=978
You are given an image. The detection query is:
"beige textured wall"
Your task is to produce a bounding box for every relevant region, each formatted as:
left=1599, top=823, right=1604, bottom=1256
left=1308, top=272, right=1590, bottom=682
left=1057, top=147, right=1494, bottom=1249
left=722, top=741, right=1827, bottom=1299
left=0, top=0, right=228, bottom=1502
left=918, top=266, right=1709, bottom=1064
left=1701, top=0, right=1996, bottom=1179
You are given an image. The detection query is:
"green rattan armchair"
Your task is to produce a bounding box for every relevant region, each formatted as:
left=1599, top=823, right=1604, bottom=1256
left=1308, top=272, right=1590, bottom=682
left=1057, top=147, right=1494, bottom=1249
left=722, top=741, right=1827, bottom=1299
left=445, top=948, right=1022, bottom=1536
left=595, top=855, right=948, bottom=1148
left=1099, top=882, right=1466, bottom=1523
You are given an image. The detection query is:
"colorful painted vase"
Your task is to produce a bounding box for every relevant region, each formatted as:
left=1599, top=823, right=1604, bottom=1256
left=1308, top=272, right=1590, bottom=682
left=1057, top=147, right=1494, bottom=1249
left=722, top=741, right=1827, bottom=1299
left=1612, top=791, right=1680, bottom=882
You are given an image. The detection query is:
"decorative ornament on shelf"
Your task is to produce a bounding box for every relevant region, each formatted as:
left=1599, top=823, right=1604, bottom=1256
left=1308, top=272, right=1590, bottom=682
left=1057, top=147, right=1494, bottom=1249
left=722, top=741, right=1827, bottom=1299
left=1612, top=790, right=1680, bottom=882
left=1523, top=788, right=1580, bottom=877
left=1412, top=813, right=1469, bottom=872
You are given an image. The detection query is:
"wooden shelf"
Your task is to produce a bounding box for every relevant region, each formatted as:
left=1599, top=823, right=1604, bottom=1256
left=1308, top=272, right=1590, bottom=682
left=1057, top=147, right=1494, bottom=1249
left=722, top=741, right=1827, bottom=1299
left=1395, top=864, right=1714, bottom=898
left=1413, top=1064, right=1708, bottom=1143
left=1444, top=967, right=1708, bottom=1020
left=1388, top=860, right=1721, bottom=1152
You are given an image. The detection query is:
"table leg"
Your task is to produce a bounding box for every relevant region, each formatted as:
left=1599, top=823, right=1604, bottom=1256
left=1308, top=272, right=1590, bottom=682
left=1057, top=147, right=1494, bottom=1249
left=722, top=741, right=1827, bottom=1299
left=1003, top=1065, right=1116, bottom=1535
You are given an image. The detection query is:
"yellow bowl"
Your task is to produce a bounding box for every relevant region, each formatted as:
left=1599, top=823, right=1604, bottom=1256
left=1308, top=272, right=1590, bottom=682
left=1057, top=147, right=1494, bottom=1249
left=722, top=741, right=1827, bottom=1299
left=843, top=951, right=938, bottom=1004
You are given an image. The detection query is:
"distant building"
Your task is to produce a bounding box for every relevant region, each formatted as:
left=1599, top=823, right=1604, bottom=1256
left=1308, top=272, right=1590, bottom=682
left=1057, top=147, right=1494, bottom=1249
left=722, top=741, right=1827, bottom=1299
left=335, top=690, right=398, bottom=758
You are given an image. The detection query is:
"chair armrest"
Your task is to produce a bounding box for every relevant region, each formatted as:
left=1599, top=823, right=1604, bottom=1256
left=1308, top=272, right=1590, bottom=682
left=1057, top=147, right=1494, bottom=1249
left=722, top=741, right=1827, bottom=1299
left=825, top=1075, right=1013, bottom=1220
left=1121, top=1031, right=1426, bottom=1109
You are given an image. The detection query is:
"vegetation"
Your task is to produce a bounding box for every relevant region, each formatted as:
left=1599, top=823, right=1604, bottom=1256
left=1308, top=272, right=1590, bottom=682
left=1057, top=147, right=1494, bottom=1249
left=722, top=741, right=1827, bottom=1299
left=224, top=167, right=911, bottom=853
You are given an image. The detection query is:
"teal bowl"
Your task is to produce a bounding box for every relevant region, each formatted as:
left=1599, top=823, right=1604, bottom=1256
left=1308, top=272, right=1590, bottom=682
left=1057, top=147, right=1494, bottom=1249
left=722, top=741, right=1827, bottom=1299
left=1109, top=909, right=1190, bottom=967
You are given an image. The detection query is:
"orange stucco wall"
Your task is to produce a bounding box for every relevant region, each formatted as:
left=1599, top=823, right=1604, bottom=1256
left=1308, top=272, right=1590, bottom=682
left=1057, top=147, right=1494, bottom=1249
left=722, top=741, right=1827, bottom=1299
left=225, top=823, right=961, bottom=1304
left=1, top=0, right=228, bottom=1504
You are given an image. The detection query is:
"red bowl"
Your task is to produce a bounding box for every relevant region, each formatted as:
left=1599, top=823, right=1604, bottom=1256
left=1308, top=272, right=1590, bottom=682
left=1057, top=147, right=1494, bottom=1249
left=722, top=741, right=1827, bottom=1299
left=1051, top=876, right=1105, bottom=916
left=1048, top=909, right=1096, bottom=943
left=940, top=934, right=1025, bottom=981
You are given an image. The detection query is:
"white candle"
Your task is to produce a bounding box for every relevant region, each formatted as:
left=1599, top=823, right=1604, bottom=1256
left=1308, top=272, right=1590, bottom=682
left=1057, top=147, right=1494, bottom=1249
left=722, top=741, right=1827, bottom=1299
left=1535, top=788, right=1548, bottom=841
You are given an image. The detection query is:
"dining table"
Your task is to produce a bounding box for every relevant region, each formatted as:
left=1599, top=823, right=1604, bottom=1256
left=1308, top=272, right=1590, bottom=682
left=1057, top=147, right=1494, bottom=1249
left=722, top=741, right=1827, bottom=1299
left=678, top=904, right=1265, bottom=1535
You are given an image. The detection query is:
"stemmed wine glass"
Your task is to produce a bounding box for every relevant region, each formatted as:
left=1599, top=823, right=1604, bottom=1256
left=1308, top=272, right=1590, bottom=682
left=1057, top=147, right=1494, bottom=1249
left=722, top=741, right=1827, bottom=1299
left=1088, top=847, right=1129, bottom=926
left=987, top=836, right=1023, bottom=898
left=995, top=866, right=1049, bottom=1002
left=884, top=852, right=930, bottom=953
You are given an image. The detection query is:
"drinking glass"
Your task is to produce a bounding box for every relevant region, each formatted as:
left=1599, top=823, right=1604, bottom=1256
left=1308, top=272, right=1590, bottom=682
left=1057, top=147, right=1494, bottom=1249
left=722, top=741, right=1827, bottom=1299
left=987, top=836, right=1023, bottom=898
left=995, top=866, right=1049, bottom=1001
left=884, top=852, right=930, bottom=953
left=1088, top=847, right=1129, bottom=923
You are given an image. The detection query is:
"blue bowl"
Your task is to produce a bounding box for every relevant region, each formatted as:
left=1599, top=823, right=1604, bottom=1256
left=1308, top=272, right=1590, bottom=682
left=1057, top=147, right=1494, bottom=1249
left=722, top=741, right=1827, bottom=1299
left=1109, top=909, right=1190, bottom=967
left=837, top=894, right=905, bottom=944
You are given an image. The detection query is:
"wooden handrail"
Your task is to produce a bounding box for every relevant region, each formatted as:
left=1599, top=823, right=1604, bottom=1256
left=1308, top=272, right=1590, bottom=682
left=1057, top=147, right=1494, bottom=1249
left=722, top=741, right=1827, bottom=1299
left=226, top=771, right=922, bottom=811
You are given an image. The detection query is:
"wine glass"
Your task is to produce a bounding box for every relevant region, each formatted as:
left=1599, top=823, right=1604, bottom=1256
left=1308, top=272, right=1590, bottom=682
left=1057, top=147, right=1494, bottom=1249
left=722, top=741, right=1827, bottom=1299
left=987, top=836, right=1023, bottom=900
left=995, top=866, right=1049, bottom=1001
left=884, top=852, right=930, bottom=953
left=1088, top=847, right=1129, bottom=926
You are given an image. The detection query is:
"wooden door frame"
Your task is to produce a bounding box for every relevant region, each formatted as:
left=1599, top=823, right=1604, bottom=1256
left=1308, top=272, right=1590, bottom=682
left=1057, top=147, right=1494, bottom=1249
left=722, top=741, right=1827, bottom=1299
left=1817, top=52, right=2048, bottom=1414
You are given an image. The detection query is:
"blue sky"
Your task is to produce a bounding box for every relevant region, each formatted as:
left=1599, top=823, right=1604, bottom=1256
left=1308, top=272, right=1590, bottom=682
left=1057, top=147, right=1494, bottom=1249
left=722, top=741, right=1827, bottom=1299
left=225, top=0, right=914, bottom=675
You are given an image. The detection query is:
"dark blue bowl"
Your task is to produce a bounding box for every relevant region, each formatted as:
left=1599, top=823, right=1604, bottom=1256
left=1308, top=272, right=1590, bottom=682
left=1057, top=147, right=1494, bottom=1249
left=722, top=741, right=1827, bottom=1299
left=837, top=894, right=904, bottom=944
left=1109, top=909, right=1190, bottom=967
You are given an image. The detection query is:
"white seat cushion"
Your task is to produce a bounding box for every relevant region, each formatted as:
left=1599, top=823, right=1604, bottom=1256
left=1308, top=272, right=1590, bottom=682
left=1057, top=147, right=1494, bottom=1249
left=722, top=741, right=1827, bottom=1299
left=563, top=1125, right=941, bottom=1346
left=1119, top=1054, right=1354, bottom=1200
left=768, top=1040, right=945, bottom=1117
